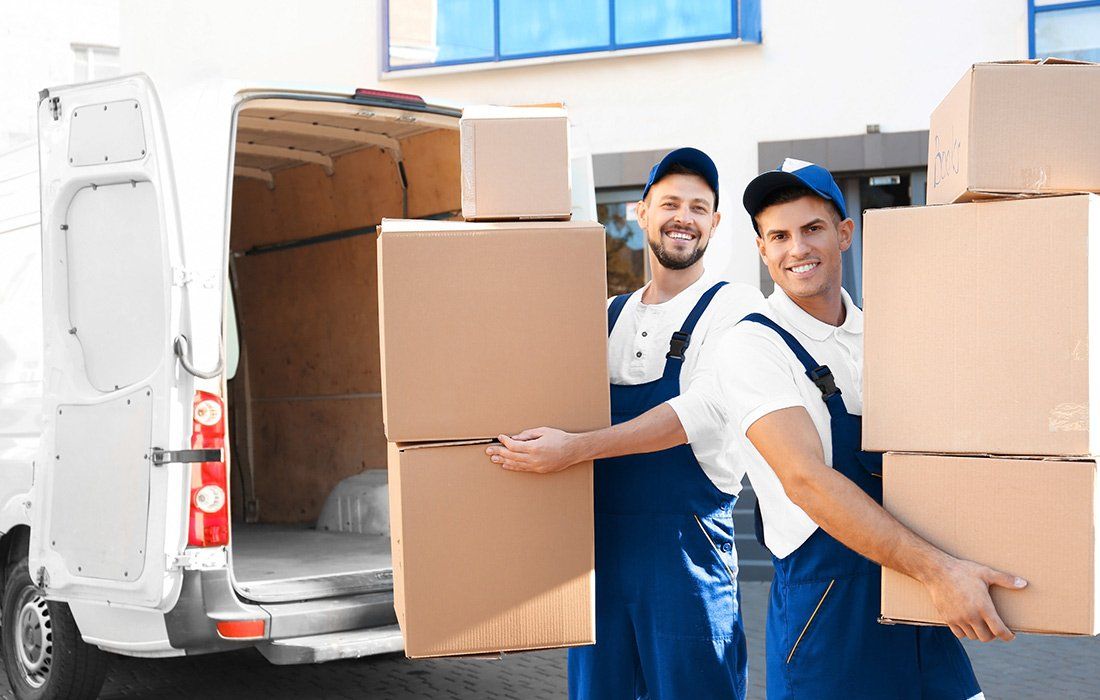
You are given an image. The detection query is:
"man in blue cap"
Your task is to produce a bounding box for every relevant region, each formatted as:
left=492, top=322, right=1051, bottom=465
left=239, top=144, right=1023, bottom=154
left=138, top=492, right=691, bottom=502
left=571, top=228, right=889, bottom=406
left=486, top=147, right=762, bottom=699
left=711, top=158, right=1025, bottom=698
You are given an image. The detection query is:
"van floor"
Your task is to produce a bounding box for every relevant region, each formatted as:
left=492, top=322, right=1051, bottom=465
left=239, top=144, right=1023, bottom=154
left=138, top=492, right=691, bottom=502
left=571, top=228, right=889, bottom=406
left=230, top=524, right=392, bottom=603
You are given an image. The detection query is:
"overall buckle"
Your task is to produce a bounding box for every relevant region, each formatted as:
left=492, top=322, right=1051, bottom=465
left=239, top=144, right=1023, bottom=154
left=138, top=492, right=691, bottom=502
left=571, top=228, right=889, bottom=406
left=666, top=331, right=691, bottom=361
left=807, top=365, right=841, bottom=401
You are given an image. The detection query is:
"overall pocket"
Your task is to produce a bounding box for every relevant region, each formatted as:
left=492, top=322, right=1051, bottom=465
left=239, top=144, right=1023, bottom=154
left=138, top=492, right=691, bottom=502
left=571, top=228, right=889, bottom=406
left=692, top=514, right=736, bottom=583
left=786, top=578, right=836, bottom=664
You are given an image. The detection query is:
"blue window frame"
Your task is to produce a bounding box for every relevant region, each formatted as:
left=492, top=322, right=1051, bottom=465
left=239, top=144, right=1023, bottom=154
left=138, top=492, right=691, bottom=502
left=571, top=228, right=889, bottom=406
left=383, top=0, right=761, bottom=72
left=1029, top=0, right=1100, bottom=61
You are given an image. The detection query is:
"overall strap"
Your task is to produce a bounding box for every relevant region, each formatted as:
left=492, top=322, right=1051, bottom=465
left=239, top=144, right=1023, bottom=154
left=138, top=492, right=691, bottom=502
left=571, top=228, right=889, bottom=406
left=607, top=293, right=631, bottom=336
left=738, top=313, right=842, bottom=406
left=740, top=311, right=846, bottom=552
left=661, top=281, right=728, bottom=380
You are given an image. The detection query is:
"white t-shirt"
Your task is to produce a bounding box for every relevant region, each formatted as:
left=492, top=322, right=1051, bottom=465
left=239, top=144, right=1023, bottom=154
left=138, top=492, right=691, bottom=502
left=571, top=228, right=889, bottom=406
left=607, top=273, right=764, bottom=495
left=713, top=287, right=864, bottom=558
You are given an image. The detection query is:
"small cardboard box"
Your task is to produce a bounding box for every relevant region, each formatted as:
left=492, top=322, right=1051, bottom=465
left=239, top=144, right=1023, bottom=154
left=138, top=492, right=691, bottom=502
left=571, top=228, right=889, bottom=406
left=460, top=105, right=571, bottom=221
left=927, top=59, right=1100, bottom=205
left=881, top=453, right=1099, bottom=636
left=377, top=218, right=610, bottom=443
left=388, top=441, right=595, bottom=658
left=862, top=194, right=1100, bottom=456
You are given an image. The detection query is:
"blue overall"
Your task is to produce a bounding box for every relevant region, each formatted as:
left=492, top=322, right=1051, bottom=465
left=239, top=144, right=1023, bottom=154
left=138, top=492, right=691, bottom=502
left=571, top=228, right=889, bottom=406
left=569, top=282, right=747, bottom=700
left=741, top=313, right=980, bottom=700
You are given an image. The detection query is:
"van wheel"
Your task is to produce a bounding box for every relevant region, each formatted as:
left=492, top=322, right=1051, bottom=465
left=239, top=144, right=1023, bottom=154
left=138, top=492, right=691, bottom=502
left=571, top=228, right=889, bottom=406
left=1, top=558, right=108, bottom=700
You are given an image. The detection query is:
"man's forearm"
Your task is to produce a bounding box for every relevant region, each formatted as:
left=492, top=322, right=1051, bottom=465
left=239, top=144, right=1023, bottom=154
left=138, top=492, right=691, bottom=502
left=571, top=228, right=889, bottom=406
left=571, top=403, right=688, bottom=462
left=782, top=462, right=953, bottom=584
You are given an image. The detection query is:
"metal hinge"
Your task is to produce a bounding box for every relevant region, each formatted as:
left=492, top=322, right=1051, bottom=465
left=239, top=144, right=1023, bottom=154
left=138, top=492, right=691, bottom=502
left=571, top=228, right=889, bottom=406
left=151, top=448, right=222, bottom=466
left=48, top=97, right=61, bottom=122
left=168, top=547, right=227, bottom=571
left=171, top=266, right=218, bottom=289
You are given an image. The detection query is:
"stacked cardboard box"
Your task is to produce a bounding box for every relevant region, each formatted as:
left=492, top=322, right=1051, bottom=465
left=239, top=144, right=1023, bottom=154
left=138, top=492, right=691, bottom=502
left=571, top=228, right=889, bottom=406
left=863, top=60, right=1100, bottom=635
left=378, top=106, right=610, bottom=657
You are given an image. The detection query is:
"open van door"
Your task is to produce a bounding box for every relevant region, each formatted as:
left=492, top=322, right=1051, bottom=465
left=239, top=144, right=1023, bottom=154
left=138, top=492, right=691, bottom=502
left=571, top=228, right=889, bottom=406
left=30, top=74, right=187, bottom=609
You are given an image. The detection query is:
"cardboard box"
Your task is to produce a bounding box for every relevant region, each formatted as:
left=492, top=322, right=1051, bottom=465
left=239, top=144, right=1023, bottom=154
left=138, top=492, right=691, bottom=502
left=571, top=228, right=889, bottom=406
left=377, top=218, right=611, bottom=443
left=881, top=453, right=1099, bottom=635
left=862, top=194, right=1100, bottom=455
left=927, top=59, right=1100, bottom=205
left=388, top=441, right=595, bottom=657
left=460, top=105, right=571, bottom=221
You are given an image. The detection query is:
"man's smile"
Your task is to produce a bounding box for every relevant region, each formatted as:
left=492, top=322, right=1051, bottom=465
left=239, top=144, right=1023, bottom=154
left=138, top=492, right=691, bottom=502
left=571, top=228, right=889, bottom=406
left=786, top=260, right=820, bottom=276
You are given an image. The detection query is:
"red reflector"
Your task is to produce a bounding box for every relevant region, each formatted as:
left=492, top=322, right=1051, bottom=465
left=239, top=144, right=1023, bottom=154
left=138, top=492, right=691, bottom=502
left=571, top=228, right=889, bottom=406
left=216, top=619, right=265, bottom=639
left=354, top=88, right=425, bottom=105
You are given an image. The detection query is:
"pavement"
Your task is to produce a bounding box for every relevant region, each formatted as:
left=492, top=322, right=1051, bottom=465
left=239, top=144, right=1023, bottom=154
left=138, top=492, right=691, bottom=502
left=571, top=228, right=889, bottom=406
left=1, top=582, right=1098, bottom=699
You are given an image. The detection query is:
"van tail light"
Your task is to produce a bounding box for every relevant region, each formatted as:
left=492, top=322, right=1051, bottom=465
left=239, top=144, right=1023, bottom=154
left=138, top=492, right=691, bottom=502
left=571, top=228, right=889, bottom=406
left=189, top=391, right=229, bottom=547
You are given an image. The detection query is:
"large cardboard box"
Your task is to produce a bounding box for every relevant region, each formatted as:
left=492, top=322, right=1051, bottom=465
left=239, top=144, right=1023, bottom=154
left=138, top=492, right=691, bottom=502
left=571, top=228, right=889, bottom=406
left=881, top=453, right=1099, bottom=635
left=927, top=59, right=1100, bottom=205
left=388, top=441, right=595, bottom=657
left=460, top=105, right=571, bottom=221
left=862, top=194, right=1100, bottom=455
left=377, top=218, right=610, bottom=443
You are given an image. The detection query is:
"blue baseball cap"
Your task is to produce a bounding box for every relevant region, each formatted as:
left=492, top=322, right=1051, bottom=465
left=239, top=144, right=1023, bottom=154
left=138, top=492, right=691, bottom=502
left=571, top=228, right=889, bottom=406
left=642, top=147, right=719, bottom=209
left=742, top=158, right=848, bottom=231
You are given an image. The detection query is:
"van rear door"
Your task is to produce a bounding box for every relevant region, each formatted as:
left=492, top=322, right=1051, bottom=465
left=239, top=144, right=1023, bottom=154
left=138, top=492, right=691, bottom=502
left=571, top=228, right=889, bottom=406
left=31, top=74, right=186, bottom=609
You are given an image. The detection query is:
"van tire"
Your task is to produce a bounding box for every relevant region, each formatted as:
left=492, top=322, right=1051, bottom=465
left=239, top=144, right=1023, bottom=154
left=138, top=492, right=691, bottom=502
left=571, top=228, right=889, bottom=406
left=1, top=557, right=108, bottom=700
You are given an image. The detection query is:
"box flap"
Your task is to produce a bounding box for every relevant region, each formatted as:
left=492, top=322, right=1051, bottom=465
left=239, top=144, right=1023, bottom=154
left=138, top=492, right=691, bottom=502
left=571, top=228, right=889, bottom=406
left=979, top=58, right=1099, bottom=67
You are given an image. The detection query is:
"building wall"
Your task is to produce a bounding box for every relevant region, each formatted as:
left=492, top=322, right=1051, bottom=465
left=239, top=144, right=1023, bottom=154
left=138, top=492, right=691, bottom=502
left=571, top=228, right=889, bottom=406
left=0, top=1, right=120, bottom=153
left=119, top=0, right=1029, bottom=287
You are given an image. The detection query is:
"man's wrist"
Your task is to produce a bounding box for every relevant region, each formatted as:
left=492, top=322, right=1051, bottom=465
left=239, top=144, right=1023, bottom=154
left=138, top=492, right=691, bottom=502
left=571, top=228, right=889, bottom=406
left=567, top=430, right=597, bottom=464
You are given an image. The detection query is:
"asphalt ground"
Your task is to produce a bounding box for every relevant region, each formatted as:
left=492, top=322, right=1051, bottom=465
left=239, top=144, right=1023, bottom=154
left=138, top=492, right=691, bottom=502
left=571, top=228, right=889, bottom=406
left=1, top=581, right=1098, bottom=699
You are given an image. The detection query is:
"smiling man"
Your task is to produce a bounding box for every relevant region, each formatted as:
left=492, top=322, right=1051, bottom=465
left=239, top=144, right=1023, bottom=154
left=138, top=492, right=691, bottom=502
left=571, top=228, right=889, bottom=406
left=486, top=147, right=762, bottom=699
left=712, top=159, right=1024, bottom=699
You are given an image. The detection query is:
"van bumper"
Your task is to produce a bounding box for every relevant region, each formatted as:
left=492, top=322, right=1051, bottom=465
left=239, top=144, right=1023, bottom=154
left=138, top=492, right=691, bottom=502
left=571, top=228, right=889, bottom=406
left=164, top=569, right=398, bottom=657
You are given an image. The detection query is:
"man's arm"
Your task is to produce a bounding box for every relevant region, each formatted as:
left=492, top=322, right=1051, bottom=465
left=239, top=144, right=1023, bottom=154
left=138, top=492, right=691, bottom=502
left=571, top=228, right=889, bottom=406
left=485, top=403, right=686, bottom=473
left=748, top=405, right=1027, bottom=643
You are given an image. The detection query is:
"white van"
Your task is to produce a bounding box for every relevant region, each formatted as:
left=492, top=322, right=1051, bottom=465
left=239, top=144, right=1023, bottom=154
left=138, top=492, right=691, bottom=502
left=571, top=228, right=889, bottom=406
left=0, top=73, right=596, bottom=699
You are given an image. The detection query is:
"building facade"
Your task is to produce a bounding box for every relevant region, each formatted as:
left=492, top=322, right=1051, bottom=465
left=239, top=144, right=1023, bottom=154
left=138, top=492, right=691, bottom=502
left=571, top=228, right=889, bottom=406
left=5, top=1, right=1098, bottom=291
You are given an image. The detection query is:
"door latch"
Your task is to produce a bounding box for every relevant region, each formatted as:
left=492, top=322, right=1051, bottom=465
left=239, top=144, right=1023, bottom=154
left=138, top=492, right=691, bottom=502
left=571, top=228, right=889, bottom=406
left=151, top=448, right=222, bottom=466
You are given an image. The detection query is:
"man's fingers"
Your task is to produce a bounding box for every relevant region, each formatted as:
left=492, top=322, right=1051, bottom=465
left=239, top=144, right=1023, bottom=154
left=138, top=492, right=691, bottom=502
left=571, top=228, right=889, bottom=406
left=982, top=607, right=1015, bottom=642
left=498, top=434, right=533, bottom=453
left=969, top=618, right=995, bottom=643
left=511, top=428, right=545, bottom=441
left=488, top=448, right=527, bottom=463
left=947, top=624, right=966, bottom=640
left=985, top=568, right=1027, bottom=591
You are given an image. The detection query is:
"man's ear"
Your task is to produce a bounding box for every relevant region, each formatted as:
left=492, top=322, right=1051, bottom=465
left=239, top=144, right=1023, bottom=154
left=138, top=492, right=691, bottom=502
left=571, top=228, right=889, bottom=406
left=756, top=232, right=767, bottom=262
left=635, top=198, right=648, bottom=228
left=838, top=217, right=855, bottom=253
left=710, top=210, right=721, bottom=234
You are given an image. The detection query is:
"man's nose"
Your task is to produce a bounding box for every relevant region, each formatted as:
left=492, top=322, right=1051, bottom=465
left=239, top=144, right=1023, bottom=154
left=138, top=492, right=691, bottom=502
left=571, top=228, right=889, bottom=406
left=789, top=233, right=812, bottom=256
left=673, top=206, right=693, bottom=224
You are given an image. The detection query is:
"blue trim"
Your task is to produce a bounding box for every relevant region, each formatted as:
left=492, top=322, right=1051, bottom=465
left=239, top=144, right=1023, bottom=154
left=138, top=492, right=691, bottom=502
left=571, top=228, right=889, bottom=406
left=382, top=0, right=391, bottom=72
left=1029, top=0, right=1100, bottom=58
left=383, top=0, right=759, bottom=72
left=739, top=0, right=762, bottom=43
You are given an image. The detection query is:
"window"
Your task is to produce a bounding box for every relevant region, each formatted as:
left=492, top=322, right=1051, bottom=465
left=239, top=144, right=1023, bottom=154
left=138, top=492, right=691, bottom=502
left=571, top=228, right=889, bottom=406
left=597, top=188, right=649, bottom=296
left=384, top=0, right=760, bottom=71
left=72, top=44, right=121, bottom=83
left=1030, top=1, right=1100, bottom=61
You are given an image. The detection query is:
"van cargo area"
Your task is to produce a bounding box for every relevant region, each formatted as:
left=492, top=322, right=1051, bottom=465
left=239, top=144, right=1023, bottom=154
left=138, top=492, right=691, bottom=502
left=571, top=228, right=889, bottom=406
left=224, top=97, right=461, bottom=604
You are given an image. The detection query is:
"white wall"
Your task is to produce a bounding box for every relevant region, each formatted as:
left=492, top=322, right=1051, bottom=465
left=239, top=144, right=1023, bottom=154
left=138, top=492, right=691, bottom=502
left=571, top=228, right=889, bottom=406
left=0, top=1, right=119, bottom=153
left=119, top=0, right=1029, bottom=287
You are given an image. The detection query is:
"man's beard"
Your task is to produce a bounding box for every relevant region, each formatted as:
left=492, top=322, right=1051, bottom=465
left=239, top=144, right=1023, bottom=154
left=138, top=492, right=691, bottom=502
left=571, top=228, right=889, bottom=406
left=649, top=230, right=708, bottom=271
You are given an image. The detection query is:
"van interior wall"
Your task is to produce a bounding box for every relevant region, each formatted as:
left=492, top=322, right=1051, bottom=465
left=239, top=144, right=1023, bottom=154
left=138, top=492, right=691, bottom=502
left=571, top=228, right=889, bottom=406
left=228, top=127, right=461, bottom=524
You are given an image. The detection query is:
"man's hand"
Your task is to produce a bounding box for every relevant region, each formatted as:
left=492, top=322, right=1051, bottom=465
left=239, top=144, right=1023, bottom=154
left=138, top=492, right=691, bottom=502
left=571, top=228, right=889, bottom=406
left=746, top=406, right=1026, bottom=644
left=485, top=428, right=581, bottom=474
left=921, top=556, right=1027, bottom=642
